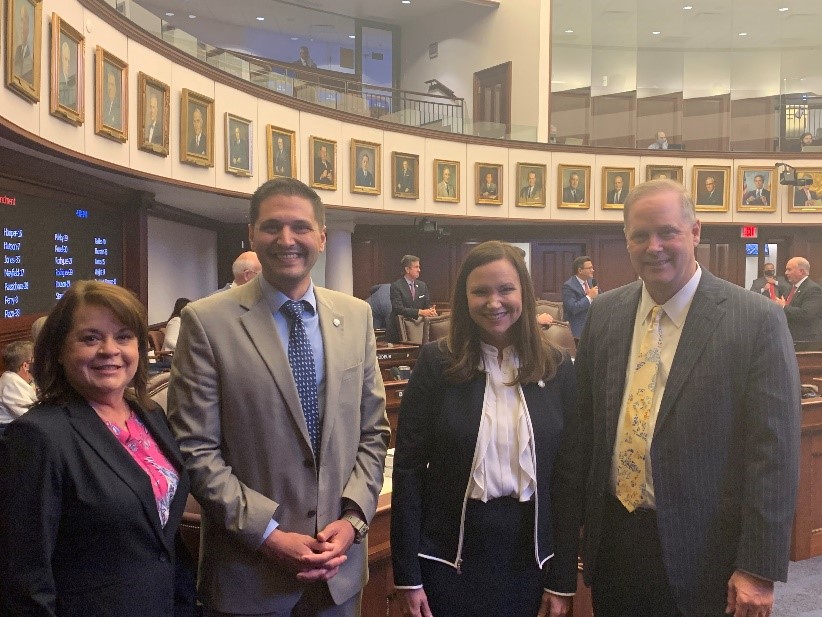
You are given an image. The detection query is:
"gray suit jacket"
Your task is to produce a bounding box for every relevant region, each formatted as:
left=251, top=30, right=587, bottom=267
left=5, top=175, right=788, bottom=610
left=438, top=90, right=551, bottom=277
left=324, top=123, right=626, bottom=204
left=167, top=278, right=389, bottom=614
left=569, top=270, right=800, bottom=616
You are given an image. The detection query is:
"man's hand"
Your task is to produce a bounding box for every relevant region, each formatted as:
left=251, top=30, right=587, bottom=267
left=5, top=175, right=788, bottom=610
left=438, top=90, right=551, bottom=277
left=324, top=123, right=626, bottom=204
left=773, top=296, right=787, bottom=307
left=537, top=591, right=571, bottom=617
left=399, top=588, right=433, bottom=617
left=260, top=529, right=347, bottom=582
left=419, top=307, right=437, bottom=318
left=587, top=286, right=599, bottom=299
left=537, top=313, right=554, bottom=326
left=725, top=570, right=774, bottom=617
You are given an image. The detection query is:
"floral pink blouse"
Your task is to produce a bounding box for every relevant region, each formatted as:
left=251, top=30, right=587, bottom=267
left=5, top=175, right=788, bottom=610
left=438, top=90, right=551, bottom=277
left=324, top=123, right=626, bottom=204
left=104, top=412, right=179, bottom=527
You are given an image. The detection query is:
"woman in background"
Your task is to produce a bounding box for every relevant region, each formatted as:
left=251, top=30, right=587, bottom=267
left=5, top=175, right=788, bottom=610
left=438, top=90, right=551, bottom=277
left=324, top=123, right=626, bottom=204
left=0, top=280, right=190, bottom=616
left=161, top=297, right=190, bottom=353
left=391, top=241, right=579, bottom=617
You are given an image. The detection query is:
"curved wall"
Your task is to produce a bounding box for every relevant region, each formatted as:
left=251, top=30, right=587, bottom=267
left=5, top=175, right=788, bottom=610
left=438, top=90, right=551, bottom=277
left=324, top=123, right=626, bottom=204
left=2, top=0, right=822, bottom=228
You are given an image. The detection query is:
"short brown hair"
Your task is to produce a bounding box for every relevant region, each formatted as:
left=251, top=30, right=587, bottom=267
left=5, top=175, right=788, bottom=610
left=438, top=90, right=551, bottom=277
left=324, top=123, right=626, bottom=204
left=33, top=281, right=151, bottom=410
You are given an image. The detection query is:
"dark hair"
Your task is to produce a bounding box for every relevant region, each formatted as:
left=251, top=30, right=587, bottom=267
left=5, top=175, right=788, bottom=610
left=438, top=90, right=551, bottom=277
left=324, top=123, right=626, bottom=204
left=800, top=131, right=813, bottom=142
left=249, top=178, right=325, bottom=227
left=167, top=297, right=191, bottom=322
left=2, top=340, right=33, bottom=373
left=33, top=281, right=151, bottom=410
left=572, top=255, right=592, bottom=275
left=401, top=254, right=420, bottom=269
left=443, top=241, right=561, bottom=385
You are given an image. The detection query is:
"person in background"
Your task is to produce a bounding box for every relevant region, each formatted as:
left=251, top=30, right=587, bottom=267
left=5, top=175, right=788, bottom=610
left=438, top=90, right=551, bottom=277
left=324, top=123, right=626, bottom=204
left=647, top=131, right=668, bottom=149
left=0, top=341, right=36, bottom=434
left=562, top=256, right=598, bottom=339
left=391, top=241, right=578, bottom=617
left=0, top=280, right=190, bottom=616
left=214, top=250, right=262, bottom=293
left=750, top=262, right=789, bottom=299
left=772, top=256, right=822, bottom=342
left=387, top=255, right=437, bottom=343
left=162, top=298, right=191, bottom=353
left=367, top=283, right=393, bottom=331
left=295, top=45, right=317, bottom=68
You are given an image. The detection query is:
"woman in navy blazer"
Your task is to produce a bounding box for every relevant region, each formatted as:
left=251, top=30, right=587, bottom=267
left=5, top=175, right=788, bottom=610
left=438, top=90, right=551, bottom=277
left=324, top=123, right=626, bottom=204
left=0, top=281, right=190, bottom=617
left=391, top=242, right=579, bottom=617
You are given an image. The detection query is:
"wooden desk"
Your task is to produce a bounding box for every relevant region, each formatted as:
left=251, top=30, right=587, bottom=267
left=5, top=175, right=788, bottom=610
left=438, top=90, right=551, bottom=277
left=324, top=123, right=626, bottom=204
left=791, top=396, right=822, bottom=560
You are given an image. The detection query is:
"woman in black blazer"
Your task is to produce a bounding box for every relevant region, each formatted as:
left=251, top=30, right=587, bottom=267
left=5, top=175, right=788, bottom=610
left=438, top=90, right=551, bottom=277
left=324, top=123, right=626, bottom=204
left=391, top=242, right=579, bottom=617
left=0, top=281, right=190, bottom=617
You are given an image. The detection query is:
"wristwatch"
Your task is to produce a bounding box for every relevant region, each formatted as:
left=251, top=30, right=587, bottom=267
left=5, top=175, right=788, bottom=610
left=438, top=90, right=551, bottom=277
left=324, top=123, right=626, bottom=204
left=342, top=513, right=369, bottom=544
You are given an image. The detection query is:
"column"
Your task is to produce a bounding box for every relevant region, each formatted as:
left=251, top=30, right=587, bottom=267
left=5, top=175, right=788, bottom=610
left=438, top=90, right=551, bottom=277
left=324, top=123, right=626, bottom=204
left=324, top=220, right=355, bottom=295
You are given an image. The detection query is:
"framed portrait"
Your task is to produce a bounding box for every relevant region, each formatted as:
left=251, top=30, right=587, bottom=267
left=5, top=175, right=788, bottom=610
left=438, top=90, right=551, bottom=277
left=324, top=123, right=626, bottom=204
left=95, top=46, right=128, bottom=142
left=225, top=113, right=253, bottom=177
left=692, top=166, right=731, bottom=212
left=49, top=13, right=83, bottom=125
left=558, top=164, right=591, bottom=209
left=267, top=125, right=296, bottom=180
left=137, top=72, right=169, bottom=156
left=476, top=163, right=503, bottom=205
left=4, top=0, right=42, bottom=102
left=516, top=163, right=547, bottom=207
left=737, top=167, right=776, bottom=213
left=789, top=168, right=822, bottom=213
left=309, top=136, right=337, bottom=190
left=602, top=167, right=635, bottom=210
left=646, top=165, right=683, bottom=183
left=433, top=159, right=460, bottom=202
left=351, top=139, right=381, bottom=195
left=180, top=88, right=214, bottom=167
left=392, top=152, right=419, bottom=199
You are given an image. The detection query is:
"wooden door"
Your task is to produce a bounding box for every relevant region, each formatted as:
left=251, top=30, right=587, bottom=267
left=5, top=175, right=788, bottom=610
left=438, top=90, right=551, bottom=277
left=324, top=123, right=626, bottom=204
left=474, top=62, right=512, bottom=138
left=530, top=241, right=587, bottom=301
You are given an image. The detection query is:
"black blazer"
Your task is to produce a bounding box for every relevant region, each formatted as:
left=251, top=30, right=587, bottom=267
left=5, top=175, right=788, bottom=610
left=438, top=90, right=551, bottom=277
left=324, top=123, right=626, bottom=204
left=0, top=398, right=190, bottom=617
left=783, top=278, right=822, bottom=341
left=386, top=277, right=432, bottom=343
left=390, top=342, right=580, bottom=593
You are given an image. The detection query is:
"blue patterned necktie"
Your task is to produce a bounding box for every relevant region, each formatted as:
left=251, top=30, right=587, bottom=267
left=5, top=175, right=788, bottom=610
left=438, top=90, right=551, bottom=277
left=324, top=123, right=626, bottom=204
left=281, top=300, right=320, bottom=454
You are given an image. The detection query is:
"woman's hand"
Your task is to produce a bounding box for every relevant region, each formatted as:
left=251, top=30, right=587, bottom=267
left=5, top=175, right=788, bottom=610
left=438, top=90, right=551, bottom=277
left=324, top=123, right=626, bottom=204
left=537, top=591, right=571, bottom=617
left=399, top=588, right=433, bottom=617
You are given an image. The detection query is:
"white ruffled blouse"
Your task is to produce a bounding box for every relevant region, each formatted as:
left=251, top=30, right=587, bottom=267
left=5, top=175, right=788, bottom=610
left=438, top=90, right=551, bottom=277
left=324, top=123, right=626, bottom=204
left=467, top=342, right=537, bottom=502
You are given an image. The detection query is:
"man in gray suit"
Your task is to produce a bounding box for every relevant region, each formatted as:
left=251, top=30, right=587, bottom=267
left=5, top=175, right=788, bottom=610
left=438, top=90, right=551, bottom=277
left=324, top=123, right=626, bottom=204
left=168, top=178, right=390, bottom=616
left=565, top=179, right=800, bottom=616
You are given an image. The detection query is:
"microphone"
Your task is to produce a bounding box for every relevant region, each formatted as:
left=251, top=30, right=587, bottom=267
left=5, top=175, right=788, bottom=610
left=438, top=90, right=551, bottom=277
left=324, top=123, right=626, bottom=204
left=590, top=277, right=597, bottom=288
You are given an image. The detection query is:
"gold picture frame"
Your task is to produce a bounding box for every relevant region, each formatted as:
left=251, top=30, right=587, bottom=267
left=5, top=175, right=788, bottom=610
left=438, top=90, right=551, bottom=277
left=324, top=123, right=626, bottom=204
left=789, top=168, right=822, bottom=213
left=4, top=0, right=42, bottom=103
left=645, top=165, right=684, bottom=183
left=180, top=88, right=214, bottom=167
left=737, top=166, right=776, bottom=213
left=433, top=159, right=460, bottom=202
left=351, top=139, right=381, bottom=195
left=309, top=136, right=337, bottom=190
left=225, top=113, right=253, bottom=177
left=392, top=152, right=419, bottom=199
left=137, top=72, right=169, bottom=156
left=558, top=164, right=591, bottom=209
left=601, top=167, right=635, bottom=210
left=476, top=163, right=503, bottom=205
left=692, top=165, right=731, bottom=212
left=516, top=163, right=547, bottom=207
left=95, top=46, right=128, bottom=142
left=267, top=125, right=296, bottom=180
left=49, top=13, right=83, bottom=125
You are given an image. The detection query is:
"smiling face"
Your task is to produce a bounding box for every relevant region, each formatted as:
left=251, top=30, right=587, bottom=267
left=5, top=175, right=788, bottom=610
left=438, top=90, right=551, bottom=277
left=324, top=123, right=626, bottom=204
left=60, top=303, right=138, bottom=405
left=754, top=175, right=765, bottom=189
left=248, top=192, right=326, bottom=299
left=625, top=188, right=701, bottom=304
left=466, top=258, right=523, bottom=351
left=785, top=258, right=807, bottom=285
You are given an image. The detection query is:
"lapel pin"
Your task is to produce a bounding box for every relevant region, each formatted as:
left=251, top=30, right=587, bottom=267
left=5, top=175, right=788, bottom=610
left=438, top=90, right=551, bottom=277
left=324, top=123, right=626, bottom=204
left=538, top=379, right=545, bottom=388
left=333, top=318, right=341, bottom=327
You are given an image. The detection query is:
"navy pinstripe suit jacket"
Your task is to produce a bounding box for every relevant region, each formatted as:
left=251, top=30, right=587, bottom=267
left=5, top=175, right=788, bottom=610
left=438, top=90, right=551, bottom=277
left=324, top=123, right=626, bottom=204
left=570, top=269, right=801, bottom=616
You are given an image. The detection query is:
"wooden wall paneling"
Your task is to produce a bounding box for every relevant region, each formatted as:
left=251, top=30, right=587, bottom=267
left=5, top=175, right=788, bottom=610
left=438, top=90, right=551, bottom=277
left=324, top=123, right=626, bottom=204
left=551, top=87, right=591, bottom=145
left=592, top=236, right=636, bottom=291
left=215, top=224, right=252, bottom=293
left=352, top=238, right=381, bottom=299
left=123, top=194, right=149, bottom=307
left=531, top=241, right=587, bottom=301
left=791, top=398, right=822, bottom=560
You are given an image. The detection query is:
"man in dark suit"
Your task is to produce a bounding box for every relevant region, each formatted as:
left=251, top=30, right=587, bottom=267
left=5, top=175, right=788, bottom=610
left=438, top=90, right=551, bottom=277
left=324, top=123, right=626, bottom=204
left=607, top=174, right=627, bottom=204
left=274, top=136, right=290, bottom=177
left=750, top=262, right=789, bottom=300
left=103, top=70, right=122, bottom=129
left=479, top=171, right=497, bottom=199
left=743, top=174, right=770, bottom=207
left=144, top=93, right=163, bottom=145
left=562, top=172, right=585, bottom=203
left=168, top=178, right=389, bottom=616
left=355, top=152, right=374, bottom=187
left=520, top=170, right=541, bottom=201
left=396, top=158, right=414, bottom=195
left=314, top=145, right=334, bottom=185
left=565, top=179, right=800, bottom=617
left=794, top=181, right=818, bottom=207
left=386, top=255, right=437, bottom=343
left=230, top=125, right=249, bottom=170
left=697, top=175, right=723, bottom=205
left=773, top=256, right=822, bottom=341
left=187, top=107, right=207, bottom=156
left=562, top=256, right=598, bottom=338
left=58, top=40, right=77, bottom=108
left=12, top=3, right=33, bottom=84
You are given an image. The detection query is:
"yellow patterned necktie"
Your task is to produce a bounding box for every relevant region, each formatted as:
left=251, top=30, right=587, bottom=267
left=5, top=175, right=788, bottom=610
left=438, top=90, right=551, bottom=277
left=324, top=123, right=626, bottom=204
left=615, top=305, right=664, bottom=512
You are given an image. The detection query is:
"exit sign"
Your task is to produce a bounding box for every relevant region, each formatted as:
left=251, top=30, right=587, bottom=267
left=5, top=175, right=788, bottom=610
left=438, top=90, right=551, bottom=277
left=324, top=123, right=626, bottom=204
left=740, top=226, right=758, bottom=238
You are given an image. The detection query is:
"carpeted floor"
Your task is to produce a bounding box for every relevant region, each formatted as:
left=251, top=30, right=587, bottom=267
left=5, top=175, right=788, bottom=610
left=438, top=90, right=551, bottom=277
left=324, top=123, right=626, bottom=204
left=773, top=555, right=822, bottom=616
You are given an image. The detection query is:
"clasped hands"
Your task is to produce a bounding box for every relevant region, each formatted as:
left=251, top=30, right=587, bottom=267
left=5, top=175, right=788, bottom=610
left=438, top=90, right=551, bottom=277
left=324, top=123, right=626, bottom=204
left=261, top=520, right=355, bottom=582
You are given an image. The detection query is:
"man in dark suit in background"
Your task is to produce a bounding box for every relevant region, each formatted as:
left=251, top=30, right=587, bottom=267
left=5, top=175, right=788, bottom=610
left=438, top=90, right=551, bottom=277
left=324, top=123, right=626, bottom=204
left=743, top=174, right=770, bottom=207
left=562, top=172, right=585, bottom=203
left=230, top=125, right=249, bottom=170
left=144, top=93, right=163, bottom=145
left=355, top=152, right=374, bottom=187
left=607, top=174, right=627, bottom=204
left=794, top=180, right=818, bottom=207
left=103, top=69, right=122, bottom=129
left=697, top=175, right=722, bottom=205
left=386, top=255, right=437, bottom=343
left=773, top=256, right=822, bottom=341
left=314, top=145, right=334, bottom=185
left=520, top=170, right=541, bottom=201
left=396, top=158, right=414, bottom=195
left=750, top=261, right=789, bottom=300
left=274, top=136, right=290, bottom=177
left=187, top=107, right=207, bottom=156
left=12, top=3, right=33, bottom=84
left=565, top=179, right=800, bottom=617
left=58, top=40, right=77, bottom=108
left=562, top=255, right=597, bottom=339
left=479, top=171, right=497, bottom=199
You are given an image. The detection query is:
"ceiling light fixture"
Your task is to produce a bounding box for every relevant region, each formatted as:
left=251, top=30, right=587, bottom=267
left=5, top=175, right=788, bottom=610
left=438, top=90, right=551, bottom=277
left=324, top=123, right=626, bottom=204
left=291, top=37, right=299, bottom=41
left=165, top=12, right=174, bottom=16
left=564, top=29, right=574, bottom=33
left=652, top=31, right=661, bottom=35
left=682, top=5, right=693, bottom=9
left=256, top=16, right=265, bottom=21
left=738, top=32, right=748, bottom=36
left=778, top=7, right=789, bottom=11
left=349, top=34, right=356, bottom=39
left=402, top=0, right=411, bottom=4
left=188, top=14, right=196, bottom=19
